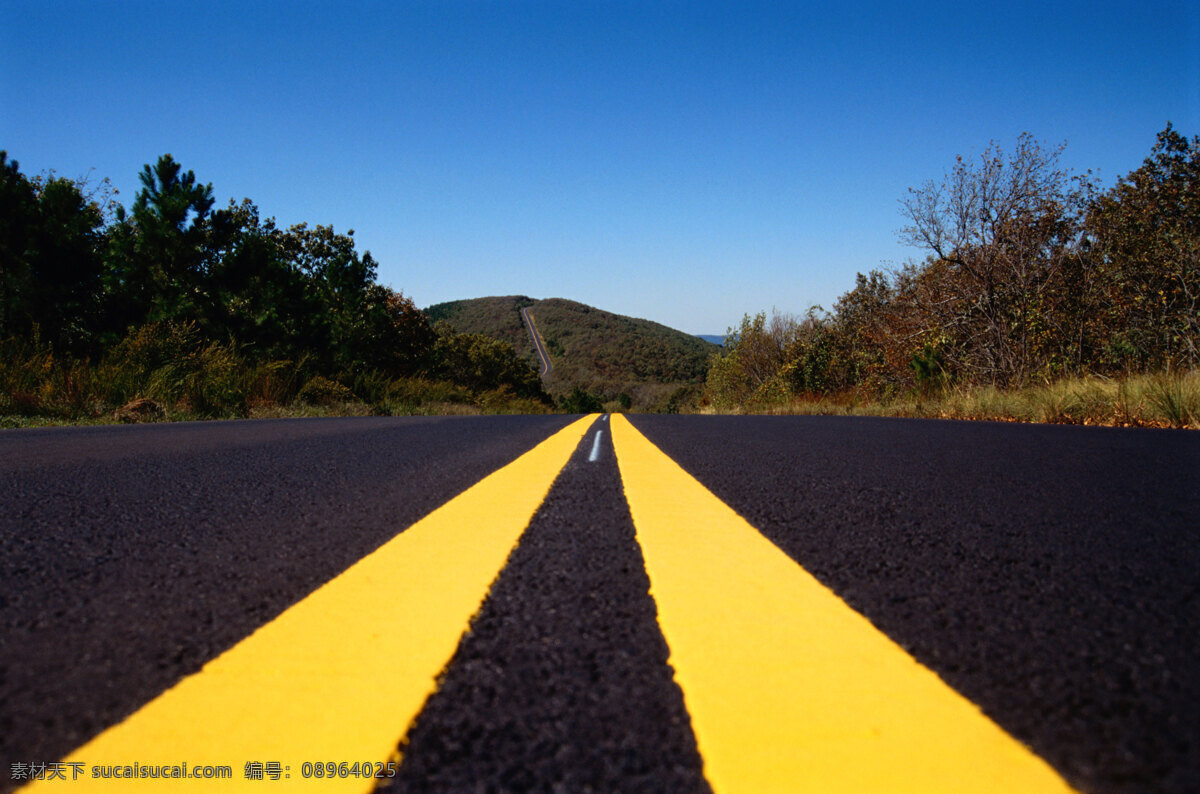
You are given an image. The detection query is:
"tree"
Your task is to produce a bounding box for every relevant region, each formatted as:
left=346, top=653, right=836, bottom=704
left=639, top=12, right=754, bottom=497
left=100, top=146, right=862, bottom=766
left=356, top=286, right=437, bottom=376
left=107, top=154, right=215, bottom=328
left=434, top=331, right=546, bottom=398
left=0, top=153, right=107, bottom=352
left=780, top=308, right=841, bottom=394
left=0, top=152, right=39, bottom=338
left=277, top=223, right=380, bottom=373
left=132, top=154, right=215, bottom=239
left=558, top=386, right=605, bottom=413
left=899, top=133, right=1087, bottom=384
left=825, top=270, right=895, bottom=390
left=29, top=176, right=106, bottom=352
left=1086, top=123, right=1200, bottom=369
left=197, top=199, right=320, bottom=359
left=704, top=311, right=798, bottom=408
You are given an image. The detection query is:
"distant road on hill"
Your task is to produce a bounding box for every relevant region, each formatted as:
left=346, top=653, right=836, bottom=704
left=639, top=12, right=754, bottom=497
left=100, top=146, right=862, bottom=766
left=519, top=305, right=553, bottom=377
left=424, top=295, right=718, bottom=411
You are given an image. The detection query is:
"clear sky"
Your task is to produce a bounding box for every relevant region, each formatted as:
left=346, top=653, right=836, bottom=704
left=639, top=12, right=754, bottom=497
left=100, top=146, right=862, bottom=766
left=3, top=1, right=1198, bottom=334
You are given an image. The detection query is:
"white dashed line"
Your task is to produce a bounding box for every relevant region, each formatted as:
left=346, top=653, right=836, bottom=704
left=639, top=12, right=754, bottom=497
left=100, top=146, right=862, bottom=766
left=588, top=430, right=604, bottom=462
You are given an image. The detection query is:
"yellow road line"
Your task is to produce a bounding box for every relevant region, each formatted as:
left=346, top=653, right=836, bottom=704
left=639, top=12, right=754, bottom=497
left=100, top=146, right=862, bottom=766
left=610, top=415, right=1077, bottom=794
left=25, top=415, right=595, bottom=792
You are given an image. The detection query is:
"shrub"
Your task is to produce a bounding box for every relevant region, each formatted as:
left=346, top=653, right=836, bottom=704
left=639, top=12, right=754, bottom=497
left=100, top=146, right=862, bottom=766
left=246, top=358, right=307, bottom=408
left=297, top=375, right=355, bottom=406
left=911, top=343, right=951, bottom=399
left=558, top=386, right=604, bottom=413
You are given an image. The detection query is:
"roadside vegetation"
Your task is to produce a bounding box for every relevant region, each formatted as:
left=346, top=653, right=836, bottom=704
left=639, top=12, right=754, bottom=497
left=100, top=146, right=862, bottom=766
left=5, top=124, right=1197, bottom=428
left=703, top=124, right=1200, bottom=428
left=0, top=153, right=551, bottom=427
left=701, top=371, right=1199, bottom=429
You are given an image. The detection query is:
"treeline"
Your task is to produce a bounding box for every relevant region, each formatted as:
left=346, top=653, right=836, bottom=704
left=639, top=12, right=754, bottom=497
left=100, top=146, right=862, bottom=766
left=1, top=153, right=548, bottom=420
left=708, top=124, right=1200, bottom=409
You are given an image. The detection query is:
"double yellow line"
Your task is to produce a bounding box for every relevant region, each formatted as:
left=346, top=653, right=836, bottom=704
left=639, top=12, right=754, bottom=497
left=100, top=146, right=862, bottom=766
left=27, top=415, right=1077, bottom=792
left=613, top=416, right=1075, bottom=794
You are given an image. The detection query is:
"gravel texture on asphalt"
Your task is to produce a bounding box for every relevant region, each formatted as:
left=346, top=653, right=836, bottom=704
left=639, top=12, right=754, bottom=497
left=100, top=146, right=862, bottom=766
left=380, top=421, right=710, bottom=794
left=629, top=414, right=1200, bottom=794
left=7, top=413, right=1197, bottom=793
left=0, top=415, right=573, bottom=776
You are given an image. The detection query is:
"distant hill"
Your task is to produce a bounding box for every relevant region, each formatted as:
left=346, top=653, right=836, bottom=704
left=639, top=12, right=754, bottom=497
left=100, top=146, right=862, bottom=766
left=696, top=334, right=725, bottom=346
left=424, top=296, right=719, bottom=411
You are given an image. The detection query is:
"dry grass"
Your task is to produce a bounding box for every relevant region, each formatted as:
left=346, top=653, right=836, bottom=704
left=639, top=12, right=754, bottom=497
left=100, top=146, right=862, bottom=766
left=701, top=371, right=1200, bottom=429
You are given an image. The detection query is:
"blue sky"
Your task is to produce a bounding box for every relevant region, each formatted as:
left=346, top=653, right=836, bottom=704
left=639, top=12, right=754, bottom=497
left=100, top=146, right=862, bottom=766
left=3, top=1, right=1198, bottom=334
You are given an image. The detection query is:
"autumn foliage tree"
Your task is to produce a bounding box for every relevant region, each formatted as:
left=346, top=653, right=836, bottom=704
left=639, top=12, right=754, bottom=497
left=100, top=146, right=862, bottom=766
left=704, top=311, right=796, bottom=408
left=898, top=133, right=1087, bottom=385
left=1085, top=123, right=1200, bottom=370
left=705, top=125, right=1200, bottom=410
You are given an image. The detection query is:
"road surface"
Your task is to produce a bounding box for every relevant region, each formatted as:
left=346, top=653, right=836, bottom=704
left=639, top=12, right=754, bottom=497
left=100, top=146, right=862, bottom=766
left=519, top=306, right=553, bottom=378
left=1, top=415, right=1197, bottom=792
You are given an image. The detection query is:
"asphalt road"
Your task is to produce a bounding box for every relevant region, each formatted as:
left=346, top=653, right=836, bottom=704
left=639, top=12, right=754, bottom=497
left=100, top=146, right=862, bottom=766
left=0, top=416, right=574, bottom=776
left=1, top=415, right=1197, bottom=793
left=631, top=415, right=1200, bottom=794
left=519, top=306, right=553, bottom=378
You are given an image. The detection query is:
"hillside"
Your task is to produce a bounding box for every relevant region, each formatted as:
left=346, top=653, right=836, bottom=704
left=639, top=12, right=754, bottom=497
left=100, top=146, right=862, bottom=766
left=424, top=296, right=718, bottom=411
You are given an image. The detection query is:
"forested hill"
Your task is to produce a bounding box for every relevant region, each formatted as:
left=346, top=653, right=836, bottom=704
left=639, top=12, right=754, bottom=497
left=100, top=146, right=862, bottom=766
left=425, top=296, right=534, bottom=358
left=424, top=296, right=718, bottom=411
